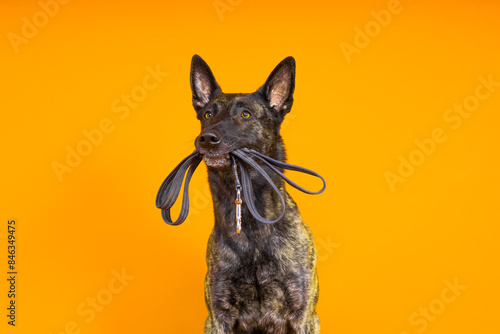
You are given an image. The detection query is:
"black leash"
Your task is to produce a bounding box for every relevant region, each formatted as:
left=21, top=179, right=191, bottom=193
left=156, top=148, right=326, bottom=233
left=155, top=151, right=203, bottom=225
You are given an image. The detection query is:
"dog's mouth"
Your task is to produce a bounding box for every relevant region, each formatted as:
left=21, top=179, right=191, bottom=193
left=202, top=153, right=231, bottom=168
left=198, top=147, right=256, bottom=168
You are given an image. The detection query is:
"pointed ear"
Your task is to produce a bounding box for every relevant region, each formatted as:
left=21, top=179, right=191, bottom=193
left=190, top=55, right=222, bottom=111
left=258, top=56, right=295, bottom=114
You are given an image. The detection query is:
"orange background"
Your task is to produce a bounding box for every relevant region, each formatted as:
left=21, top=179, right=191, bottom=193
left=1, top=0, right=499, bottom=333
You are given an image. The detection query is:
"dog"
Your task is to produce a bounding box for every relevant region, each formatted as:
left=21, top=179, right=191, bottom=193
left=189, top=55, right=320, bottom=334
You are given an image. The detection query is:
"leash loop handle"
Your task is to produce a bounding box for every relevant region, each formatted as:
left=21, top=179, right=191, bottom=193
left=242, top=149, right=326, bottom=195
left=155, top=150, right=202, bottom=225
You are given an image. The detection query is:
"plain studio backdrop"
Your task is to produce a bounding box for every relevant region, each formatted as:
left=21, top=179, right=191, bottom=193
left=1, top=0, right=499, bottom=333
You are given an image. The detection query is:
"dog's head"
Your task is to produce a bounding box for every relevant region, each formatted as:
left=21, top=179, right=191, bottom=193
left=190, top=55, right=295, bottom=168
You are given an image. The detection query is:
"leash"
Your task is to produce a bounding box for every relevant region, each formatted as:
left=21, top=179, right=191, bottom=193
left=156, top=148, right=326, bottom=234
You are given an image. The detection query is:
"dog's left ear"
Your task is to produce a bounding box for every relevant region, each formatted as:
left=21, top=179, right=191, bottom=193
left=258, top=56, right=295, bottom=115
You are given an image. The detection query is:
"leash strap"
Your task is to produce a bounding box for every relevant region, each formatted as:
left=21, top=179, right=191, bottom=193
left=237, top=149, right=326, bottom=195
left=155, top=151, right=203, bottom=225
left=156, top=148, right=326, bottom=231
left=231, top=149, right=287, bottom=225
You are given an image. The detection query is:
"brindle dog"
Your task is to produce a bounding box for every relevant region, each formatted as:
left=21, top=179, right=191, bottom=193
left=189, top=55, right=320, bottom=334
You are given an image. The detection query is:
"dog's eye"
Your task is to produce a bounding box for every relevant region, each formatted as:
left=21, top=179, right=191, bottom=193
left=204, top=111, right=212, bottom=119
left=241, top=111, right=251, bottom=119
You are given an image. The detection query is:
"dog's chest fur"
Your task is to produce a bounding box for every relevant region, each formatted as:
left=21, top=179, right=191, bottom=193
left=204, top=166, right=319, bottom=333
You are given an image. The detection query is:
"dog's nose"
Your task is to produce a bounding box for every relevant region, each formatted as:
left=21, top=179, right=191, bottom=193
left=198, top=130, right=221, bottom=148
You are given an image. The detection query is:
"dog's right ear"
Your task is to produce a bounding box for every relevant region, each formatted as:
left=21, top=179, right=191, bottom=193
left=190, top=55, right=222, bottom=112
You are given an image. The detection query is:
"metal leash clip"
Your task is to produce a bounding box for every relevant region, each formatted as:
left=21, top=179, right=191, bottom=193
left=235, top=187, right=242, bottom=234
left=231, top=155, right=243, bottom=235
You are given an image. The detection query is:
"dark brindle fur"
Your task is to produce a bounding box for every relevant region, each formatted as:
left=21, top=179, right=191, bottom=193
left=189, top=55, right=320, bottom=334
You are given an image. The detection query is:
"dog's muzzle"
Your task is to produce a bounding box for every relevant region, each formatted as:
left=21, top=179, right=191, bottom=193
left=195, top=129, right=232, bottom=168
